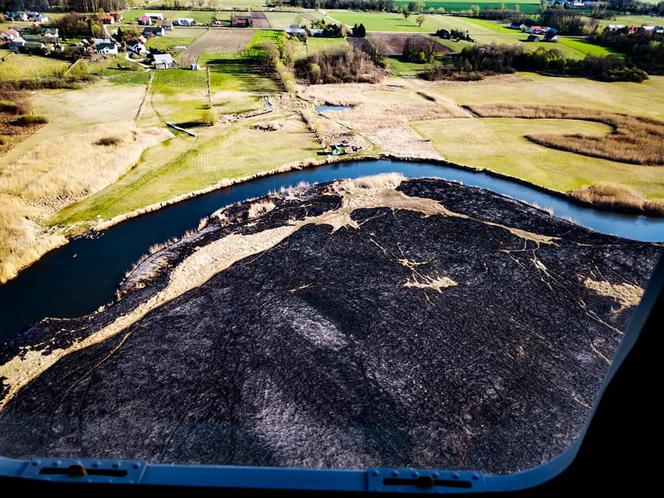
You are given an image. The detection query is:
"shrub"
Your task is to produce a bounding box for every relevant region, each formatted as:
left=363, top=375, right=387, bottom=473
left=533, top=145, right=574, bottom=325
left=295, top=47, right=382, bottom=84
left=203, top=109, right=217, bottom=127
left=93, top=136, right=122, bottom=146
left=0, top=99, right=28, bottom=115
left=11, top=114, right=48, bottom=126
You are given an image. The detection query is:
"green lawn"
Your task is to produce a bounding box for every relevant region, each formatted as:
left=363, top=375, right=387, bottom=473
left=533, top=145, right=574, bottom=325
left=206, top=55, right=280, bottom=93
left=557, top=37, right=619, bottom=57
left=51, top=113, right=321, bottom=225
left=147, top=35, right=198, bottom=51
left=0, top=54, right=70, bottom=81
left=412, top=117, right=664, bottom=200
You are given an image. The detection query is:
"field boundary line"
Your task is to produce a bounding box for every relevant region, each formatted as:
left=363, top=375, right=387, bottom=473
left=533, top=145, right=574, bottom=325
left=135, top=72, right=153, bottom=124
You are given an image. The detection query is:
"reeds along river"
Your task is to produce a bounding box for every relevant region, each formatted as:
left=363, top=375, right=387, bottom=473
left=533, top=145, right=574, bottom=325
left=1, top=159, right=663, bottom=341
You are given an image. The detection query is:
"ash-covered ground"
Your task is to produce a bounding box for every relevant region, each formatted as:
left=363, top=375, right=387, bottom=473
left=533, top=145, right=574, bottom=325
left=0, top=175, right=660, bottom=473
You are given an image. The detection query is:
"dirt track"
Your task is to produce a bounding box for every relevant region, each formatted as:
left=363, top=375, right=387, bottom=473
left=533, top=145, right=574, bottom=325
left=179, top=29, right=253, bottom=66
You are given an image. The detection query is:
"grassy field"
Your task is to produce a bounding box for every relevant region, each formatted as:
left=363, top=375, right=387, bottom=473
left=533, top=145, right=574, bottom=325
left=394, top=0, right=541, bottom=13
left=595, top=15, right=664, bottom=28
left=412, top=117, right=664, bottom=201
left=52, top=113, right=321, bottom=225
left=431, top=73, right=664, bottom=120
left=326, top=13, right=611, bottom=59
left=265, top=11, right=320, bottom=30
left=0, top=54, right=70, bottom=81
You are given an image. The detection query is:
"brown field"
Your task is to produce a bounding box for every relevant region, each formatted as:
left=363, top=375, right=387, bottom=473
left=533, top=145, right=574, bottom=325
left=366, top=33, right=451, bottom=56
left=300, top=79, right=469, bottom=158
left=300, top=12, right=320, bottom=22
left=467, top=104, right=664, bottom=166
left=251, top=11, right=271, bottom=29
left=179, top=29, right=254, bottom=66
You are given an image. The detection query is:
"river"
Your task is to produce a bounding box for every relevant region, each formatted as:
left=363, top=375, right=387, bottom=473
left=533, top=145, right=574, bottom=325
left=1, top=159, right=662, bottom=340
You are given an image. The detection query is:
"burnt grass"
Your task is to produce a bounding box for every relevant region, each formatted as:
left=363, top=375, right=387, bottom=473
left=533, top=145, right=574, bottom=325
left=0, top=178, right=660, bottom=473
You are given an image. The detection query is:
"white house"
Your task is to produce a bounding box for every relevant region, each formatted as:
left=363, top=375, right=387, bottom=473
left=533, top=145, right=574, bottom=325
left=145, top=12, right=164, bottom=21
left=95, top=38, right=119, bottom=55
left=152, top=53, right=175, bottom=69
left=173, top=18, right=194, bottom=26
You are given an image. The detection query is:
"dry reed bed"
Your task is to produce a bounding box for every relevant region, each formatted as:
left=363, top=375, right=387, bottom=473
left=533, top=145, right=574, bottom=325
left=0, top=92, right=44, bottom=155
left=0, top=123, right=172, bottom=283
left=572, top=184, right=664, bottom=215
left=465, top=104, right=664, bottom=166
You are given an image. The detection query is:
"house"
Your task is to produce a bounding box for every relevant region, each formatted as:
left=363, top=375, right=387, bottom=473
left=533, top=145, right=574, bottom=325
left=527, top=34, right=540, bottom=42
left=109, top=12, right=123, bottom=23
left=528, top=26, right=549, bottom=36
left=95, top=38, right=119, bottom=55
left=152, top=53, right=175, bottom=69
left=162, top=21, right=173, bottom=30
left=24, top=40, right=47, bottom=52
left=172, top=18, right=194, bottom=27
left=286, top=24, right=306, bottom=36
left=231, top=14, right=252, bottom=27
left=606, top=24, right=626, bottom=32
left=144, top=26, right=165, bottom=37
left=145, top=13, right=164, bottom=22
left=309, top=28, right=325, bottom=37
left=137, top=16, right=151, bottom=26
left=0, top=28, right=20, bottom=41
left=8, top=37, right=25, bottom=52
left=130, top=42, right=147, bottom=55
left=6, top=11, right=29, bottom=22
left=42, top=28, right=59, bottom=43
left=99, top=15, right=115, bottom=25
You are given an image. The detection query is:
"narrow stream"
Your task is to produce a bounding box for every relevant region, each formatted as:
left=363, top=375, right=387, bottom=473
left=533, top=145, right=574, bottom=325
left=1, top=159, right=662, bottom=340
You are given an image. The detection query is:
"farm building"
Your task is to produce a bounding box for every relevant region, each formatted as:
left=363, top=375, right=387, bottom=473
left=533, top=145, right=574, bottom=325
left=173, top=18, right=194, bottom=27
left=137, top=16, right=151, bottom=26
left=6, top=11, right=29, bottom=21
left=95, top=38, right=119, bottom=55
left=231, top=14, right=252, bottom=28
left=8, top=38, right=25, bottom=52
left=286, top=25, right=306, bottom=36
left=146, top=13, right=165, bottom=21
left=152, top=53, right=175, bottom=69
left=0, top=28, right=20, bottom=41
left=144, top=26, right=165, bottom=37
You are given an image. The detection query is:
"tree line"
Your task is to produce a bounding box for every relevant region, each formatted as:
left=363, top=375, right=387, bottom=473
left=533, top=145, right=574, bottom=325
left=592, top=28, right=664, bottom=75
left=2, top=0, right=128, bottom=12
left=422, top=44, right=648, bottom=83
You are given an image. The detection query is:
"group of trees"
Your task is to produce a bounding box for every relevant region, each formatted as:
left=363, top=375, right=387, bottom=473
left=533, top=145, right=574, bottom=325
left=47, top=11, right=104, bottom=36
left=435, top=28, right=474, bottom=41
left=295, top=46, right=381, bottom=84
left=592, top=28, right=664, bottom=75
left=285, top=0, right=395, bottom=11
left=402, top=36, right=437, bottom=63
left=1, top=0, right=127, bottom=12
left=310, top=19, right=347, bottom=37
left=350, top=23, right=366, bottom=37
left=434, top=44, right=649, bottom=82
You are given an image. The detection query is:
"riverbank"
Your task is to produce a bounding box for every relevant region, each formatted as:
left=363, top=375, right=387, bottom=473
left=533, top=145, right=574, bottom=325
left=2, top=151, right=664, bottom=288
